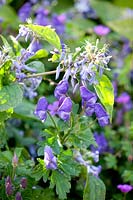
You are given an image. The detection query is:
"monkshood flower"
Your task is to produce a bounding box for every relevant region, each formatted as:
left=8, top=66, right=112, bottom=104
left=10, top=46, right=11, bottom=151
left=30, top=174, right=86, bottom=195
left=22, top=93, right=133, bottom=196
left=48, top=96, right=72, bottom=121
left=87, top=165, right=102, bottom=177
left=52, top=14, right=66, bottom=35
left=57, top=96, right=72, bottom=121
left=15, top=192, right=23, bottom=200
left=80, top=86, right=97, bottom=116
left=117, top=184, right=133, bottom=193
left=5, top=176, right=13, bottom=195
left=94, top=25, right=110, bottom=36
left=18, top=2, right=32, bottom=22
left=34, top=97, right=48, bottom=122
left=44, top=146, right=57, bottom=170
left=91, top=132, right=109, bottom=154
left=54, top=80, right=69, bottom=99
left=95, top=103, right=110, bottom=127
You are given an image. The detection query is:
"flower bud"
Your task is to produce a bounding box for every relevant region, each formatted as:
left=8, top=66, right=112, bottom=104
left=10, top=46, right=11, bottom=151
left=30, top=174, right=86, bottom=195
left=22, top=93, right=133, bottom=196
left=5, top=176, right=13, bottom=195
left=15, top=192, right=23, bottom=200
left=20, top=177, right=27, bottom=189
left=12, top=153, right=18, bottom=168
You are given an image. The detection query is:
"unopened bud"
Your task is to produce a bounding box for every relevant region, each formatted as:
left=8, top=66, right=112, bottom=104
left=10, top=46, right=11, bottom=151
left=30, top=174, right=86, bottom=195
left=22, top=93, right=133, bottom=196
left=12, top=153, right=18, bottom=167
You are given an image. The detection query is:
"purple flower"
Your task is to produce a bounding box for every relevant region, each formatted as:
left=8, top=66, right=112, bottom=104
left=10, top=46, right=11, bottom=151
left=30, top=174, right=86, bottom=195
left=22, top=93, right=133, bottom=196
left=94, top=103, right=109, bottom=127
left=52, top=14, right=66, bottom=35
left=57, top=96, right=72, bottom=121
left=94, top=25, right=110, bottom=36
left=80, top=86, right=97, bottom=116
left=44, top=146, right=57, bottom=170
left=91, top=132, right=109, bottom=154
left=12, top=153, right=18, bottom=167
left=20, top=178, right=27, bottom=189
left=34, top=8, right=50, bottom=26
left=54, top=80, right=69, bottom=99
left=15, top=192, right=23, bottom=200
left=5, top=176, right=13, bottom=196
left=116, top=92, right=130, bottom=104
left=34, top=97, right=48, bottom=122
left=18, top=3, right=31, bottom=22
left=117, top=184, right=133, bottom=193
left=48, top=96, right=72, bottom=121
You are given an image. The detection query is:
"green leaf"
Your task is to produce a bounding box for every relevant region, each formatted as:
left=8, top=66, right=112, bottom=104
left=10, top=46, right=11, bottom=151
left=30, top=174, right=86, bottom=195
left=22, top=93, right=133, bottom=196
left=0, top=35, right=14, bottom=56
left=14, top=100, right=37, bottom=120
left=0, top=108, right=13, bottom=121
left=104, top=154, right=117, bottom=169
left=29, top=49, right=48, bottom=60
left=83, top=174, right=106, bottom=200
left=50, top=170, right=71, bottom=199
left=0, top=5, right=19, bottom=27
left=26, top=24, right=61, bottom=50
left=90, top=0, right=124, bottom=22
left=94, top=74, right=114, bottom=121
left=0, top=83, right=23, bottom=112
left=107, top=18, right=133, bottom=41
left=27, top=61, right=45, bottom=73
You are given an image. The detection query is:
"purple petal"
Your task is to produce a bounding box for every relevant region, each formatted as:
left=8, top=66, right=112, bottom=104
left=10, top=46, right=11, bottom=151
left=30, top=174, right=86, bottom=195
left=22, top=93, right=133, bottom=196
left=80, top=86, right=97, bottom=103
left=54, top=80, right=69, bottom=99
left=44, top=146, right=57, bottom=170
left=95, top=103, right=109, bottom=127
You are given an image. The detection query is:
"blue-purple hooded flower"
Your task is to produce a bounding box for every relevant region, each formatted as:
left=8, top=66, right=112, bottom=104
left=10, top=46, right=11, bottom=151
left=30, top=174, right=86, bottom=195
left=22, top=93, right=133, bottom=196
left=34, top=97, right=48, bottom=122
left=80, top=86, right=97, bottom=116
left=94, top=103, right=109, bottom=126
left=44, top=146, right=57, bottom=170
left=54, top=80, right=69, bottom=99
left=57, top=96, right=72, bottom=121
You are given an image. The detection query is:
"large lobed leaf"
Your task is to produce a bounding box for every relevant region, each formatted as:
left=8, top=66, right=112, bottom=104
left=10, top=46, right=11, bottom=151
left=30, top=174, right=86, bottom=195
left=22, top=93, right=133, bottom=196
left=83, top=174, right=106, bottom=200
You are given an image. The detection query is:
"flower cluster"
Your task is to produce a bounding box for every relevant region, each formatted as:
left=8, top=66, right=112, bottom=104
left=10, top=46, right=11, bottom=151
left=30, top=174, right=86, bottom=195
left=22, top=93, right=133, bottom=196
left=117, top=184, right=133, bottom=193
left=80, top=86, right=109, bottom=126
left=54, top=40, right=111, bottom=87
left=35, top=80, right=72, bottom=122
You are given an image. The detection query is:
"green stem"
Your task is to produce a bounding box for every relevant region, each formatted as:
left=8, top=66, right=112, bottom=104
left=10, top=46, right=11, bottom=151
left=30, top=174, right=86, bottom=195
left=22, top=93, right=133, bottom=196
left=47, top=111, right=58, bottom=131
left=123, top=193, right=127, bottom=200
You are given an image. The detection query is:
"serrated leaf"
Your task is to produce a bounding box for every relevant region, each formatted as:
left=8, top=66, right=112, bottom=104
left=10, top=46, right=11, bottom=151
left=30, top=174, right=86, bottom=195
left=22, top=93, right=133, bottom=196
left=0, top=83, right=23, bottom=112
left=94, top=74, right=114, bottom=121
left=26, top=24, right=61, bottom=50
left=50, top=170, right=71, bottom=199
left=83, top=174, right=106, bottom=200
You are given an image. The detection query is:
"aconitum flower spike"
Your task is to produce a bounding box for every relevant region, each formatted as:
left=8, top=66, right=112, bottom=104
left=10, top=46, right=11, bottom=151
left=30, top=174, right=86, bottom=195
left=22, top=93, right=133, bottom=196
left=54, top=80, right=69, bottom=99
left=5, top=176, right=13, bottom=195
left=20, top=177, right=27, bottom=189
left=15, top=192, right=23, bottom=200
left=34, top=97, right=48, bottom=122
left=57, top=96, right=72, bottom=121
left=44, top=146, right=57, bottom=170
left=117, top=184, right=133, bottom=193
left=94, top=103, right=109, bottom=127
